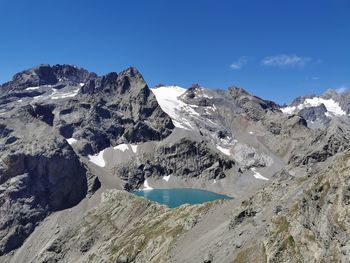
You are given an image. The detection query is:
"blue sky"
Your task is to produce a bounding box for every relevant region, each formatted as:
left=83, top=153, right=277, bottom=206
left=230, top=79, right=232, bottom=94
left=0, top=0, right=349, bottom=104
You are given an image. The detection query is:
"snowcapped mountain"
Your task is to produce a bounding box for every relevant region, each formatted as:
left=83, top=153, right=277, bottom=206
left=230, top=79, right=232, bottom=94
left=1, top=65, right=350, bottom=262
left=279, top=90, right=350, bottom=131
left=281, top=97, right=346, bottom=116
left=151, top=85, right=237, bottom=155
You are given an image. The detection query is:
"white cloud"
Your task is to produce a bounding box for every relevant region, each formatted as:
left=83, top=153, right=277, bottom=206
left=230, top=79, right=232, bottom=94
left=261, top=54, right=311, bottom=67
left=230, top=56, right=249, bottom=70
left=312, top=76, right=319, bottom=80
left=335, top=86, right=349, bottom=94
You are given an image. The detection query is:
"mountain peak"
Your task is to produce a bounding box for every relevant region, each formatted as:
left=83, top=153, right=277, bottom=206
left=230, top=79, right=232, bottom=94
left=228, top=86, right=251, bottom=98
left=1, top=64, right=96, bottom=92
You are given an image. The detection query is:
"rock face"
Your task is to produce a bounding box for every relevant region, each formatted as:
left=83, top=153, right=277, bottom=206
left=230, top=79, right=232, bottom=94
left=0, top=64, right=175, bottom=256
left=297, top=104, right=328, bottom=122
left=0, top=106, right=88, bottom=255
left=59, top=67, right=174, bottom=155
left=0, top=64, right=95, bottom=94
left=0, top=64, right=174, bottom=156
left=228, top=86, right=281, bottom=121
left=289, top=118, right=350, bottom=165
left=228, top=150, right=350, bottom=263
left=121, top=138, right=235, bottom=191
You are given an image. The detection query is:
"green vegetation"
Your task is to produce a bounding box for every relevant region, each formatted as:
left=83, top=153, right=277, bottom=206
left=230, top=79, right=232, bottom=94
left=304, top=232, right=316, bottom=242
left=273, top=216, right=289, bottom=235
left=88, top=253, right=96, bottom=261
left=108, top=200, right=215, bottom=262
left=287, top=235, right=295, bottom=247
left=232, top=244, right=267, bottom=263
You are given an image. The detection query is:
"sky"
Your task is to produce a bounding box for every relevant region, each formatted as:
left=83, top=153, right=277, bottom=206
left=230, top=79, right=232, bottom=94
left=0, top=0, right=349, bottom=104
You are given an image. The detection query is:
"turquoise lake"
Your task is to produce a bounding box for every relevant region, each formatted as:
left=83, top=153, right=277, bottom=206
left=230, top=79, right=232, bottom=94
left=133, top=188, right=232, bottom=208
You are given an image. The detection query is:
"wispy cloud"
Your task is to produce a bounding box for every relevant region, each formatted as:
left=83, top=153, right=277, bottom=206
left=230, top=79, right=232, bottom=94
left=230, top=56, right=249, bottom=70
left=261, top=54, right=311, bottom=67
left=335, top=85, right=349, bottom=94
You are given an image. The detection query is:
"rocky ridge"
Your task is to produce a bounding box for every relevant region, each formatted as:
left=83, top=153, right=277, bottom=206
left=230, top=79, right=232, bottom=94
left=1, top=64, right=350, bottom=262
left=0, top=64, right=174, bottom=256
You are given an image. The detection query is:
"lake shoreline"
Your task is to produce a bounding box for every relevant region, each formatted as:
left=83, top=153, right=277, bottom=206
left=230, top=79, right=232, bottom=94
left=132, top=188, right=233, bottom=208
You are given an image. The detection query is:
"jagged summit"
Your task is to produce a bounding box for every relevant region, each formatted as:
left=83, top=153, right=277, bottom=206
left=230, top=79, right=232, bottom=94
left=0, top=64, right=177, bottom=256
left=1, top=64, right=95, bottom=91
left=0, top=64, right=147, bottom=94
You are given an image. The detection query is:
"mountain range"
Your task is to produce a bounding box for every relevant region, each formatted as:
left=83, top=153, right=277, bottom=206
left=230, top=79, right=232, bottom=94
left=0, top=64, right=350, bottom=262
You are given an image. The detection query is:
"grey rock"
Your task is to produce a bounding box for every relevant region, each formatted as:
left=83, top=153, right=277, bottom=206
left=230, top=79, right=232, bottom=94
left=121, top=138, right=234, bottom=190
left=0, top=107, right=88, bottom=255
left=203, top=252, right=213, bottom=263
left=228, top=86, right=281, bottom=121
left=298, top=104, right=328, bottom=122
left=116, top=255, right=128, bottom=263
left=1, top=65, right=350, bottom=262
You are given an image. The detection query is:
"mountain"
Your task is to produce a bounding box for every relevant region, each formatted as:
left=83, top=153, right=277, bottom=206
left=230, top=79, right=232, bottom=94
left=1, top=64, right=350, bottom=262
left=0, top=64, right=173, bottom=255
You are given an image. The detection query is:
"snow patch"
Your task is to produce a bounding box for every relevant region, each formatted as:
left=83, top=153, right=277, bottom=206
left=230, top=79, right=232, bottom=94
left=88, top=150, right=106, bottom=167
left=281, top=106, right=296, bottom=114
left=143, top=179, right=153, bottom=190
left=114, top=144, right=129, bottom=152
left=114, top=143, right=138, bottom=153
left=130, top=145, right=138, bottom=153
left=163, top=174, right=171, bottom=182
left=216, top=145, right=231, bottom=156
left=249, top=131, right=254, bottom=135
left=66, top=138, right=77, bottom=145
left=251, top=168, right=269, bottom=181
left=25, top=86, right=39, bottom=91
left=213, top=179, right=217, bottom=184
left=51, top=88, right=80, bottom=100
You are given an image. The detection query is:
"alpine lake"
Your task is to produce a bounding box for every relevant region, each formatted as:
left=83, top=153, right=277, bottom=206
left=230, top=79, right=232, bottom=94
left=133, top=188, right=232, bottom=208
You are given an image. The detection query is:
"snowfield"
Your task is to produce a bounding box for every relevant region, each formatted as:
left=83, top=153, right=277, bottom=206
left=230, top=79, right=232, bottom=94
left=66, top=138, right=77, bottom=145
left=88, top=150, right=106, bottom=167
left=163, top=174, right=171, bottom=182
left=152, top=86, right=238, bottom=159
left=114, top=144, right=129, bottom=152
left=151, top=86, right=197, bottom=130
left=114, top=143, right=138, bottom=153
left=51, top=87, right=80, bottom=100
left=143, top=179, right=153, bottom=190
left=281, top=97, right=346, bottom=116
left=216, top=145, right=231, bottom=156
left=25, top=86, right=40, bottom=90
left=251, top=168, right=269, bottom=181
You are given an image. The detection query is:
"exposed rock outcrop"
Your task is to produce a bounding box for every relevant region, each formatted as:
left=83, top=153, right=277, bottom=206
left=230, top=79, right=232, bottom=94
left=120, top=138, right=235, bottom=191
left=0, top=64, right=175, bottom=256
left=31, top=190, right=215, bottom=263
left=0, top=106, right=88, bottom=255
left=227, top=151, right=350, bottom=262
left=55, top=67, right=174, bottom=155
